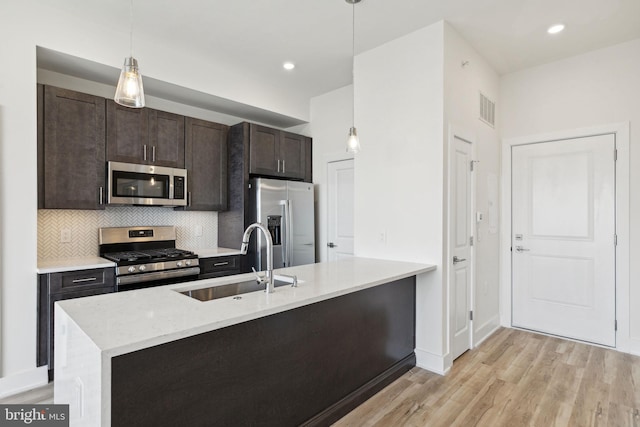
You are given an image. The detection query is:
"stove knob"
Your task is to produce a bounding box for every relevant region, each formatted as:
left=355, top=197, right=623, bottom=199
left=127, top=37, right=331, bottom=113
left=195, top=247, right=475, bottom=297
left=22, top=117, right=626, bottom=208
left=128, top=266, right=136, bottom=273
left=177, top=261, right=183, bottom=267
left=185, top=260, right=192, bottom=266
left=139, top=265, right=146, bottom=272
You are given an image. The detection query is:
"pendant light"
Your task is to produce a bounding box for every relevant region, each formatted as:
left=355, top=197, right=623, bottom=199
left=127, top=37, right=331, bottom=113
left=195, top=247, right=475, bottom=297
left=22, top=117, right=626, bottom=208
left=346, top=0, right=361, bottom=153
left=114, top=0, right=145, bottom=108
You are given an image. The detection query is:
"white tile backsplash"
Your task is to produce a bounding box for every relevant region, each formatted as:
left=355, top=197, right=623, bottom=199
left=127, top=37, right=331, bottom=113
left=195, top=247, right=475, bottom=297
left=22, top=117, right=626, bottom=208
left=38, top=207, right=218, bottom=259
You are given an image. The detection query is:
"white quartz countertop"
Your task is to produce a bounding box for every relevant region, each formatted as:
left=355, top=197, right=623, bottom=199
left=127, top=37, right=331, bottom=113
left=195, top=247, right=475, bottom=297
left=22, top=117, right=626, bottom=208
left=56, top=257, right=436, bottom=358
left=37, top=257, right=116, bottom=274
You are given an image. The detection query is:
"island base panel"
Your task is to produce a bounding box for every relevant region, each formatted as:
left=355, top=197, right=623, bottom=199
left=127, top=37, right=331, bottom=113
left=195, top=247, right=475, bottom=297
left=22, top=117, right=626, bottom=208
left=111, top=276, right=416, bottom=426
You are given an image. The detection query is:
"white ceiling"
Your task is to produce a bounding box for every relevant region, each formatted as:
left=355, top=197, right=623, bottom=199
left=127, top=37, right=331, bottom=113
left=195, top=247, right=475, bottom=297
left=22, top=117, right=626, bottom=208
left=36, top=0, right=640, bottom=124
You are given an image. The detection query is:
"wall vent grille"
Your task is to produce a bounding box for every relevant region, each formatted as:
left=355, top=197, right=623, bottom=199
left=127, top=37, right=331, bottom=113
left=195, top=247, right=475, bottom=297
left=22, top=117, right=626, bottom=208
left=479, top=92, right=495, bottom=128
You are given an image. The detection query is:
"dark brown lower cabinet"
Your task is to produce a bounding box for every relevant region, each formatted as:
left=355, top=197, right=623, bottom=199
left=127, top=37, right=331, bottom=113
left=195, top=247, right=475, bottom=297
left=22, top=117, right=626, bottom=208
left=111, top=276, right=416, bottom=426
left=37, top=268, right=116, bottom=380
left=198, top=255, right=241, bottom=279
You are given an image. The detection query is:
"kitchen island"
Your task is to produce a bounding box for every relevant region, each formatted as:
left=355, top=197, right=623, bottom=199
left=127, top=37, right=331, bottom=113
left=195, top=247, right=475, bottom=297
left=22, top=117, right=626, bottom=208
left=54, top=257, right=435, bottom=426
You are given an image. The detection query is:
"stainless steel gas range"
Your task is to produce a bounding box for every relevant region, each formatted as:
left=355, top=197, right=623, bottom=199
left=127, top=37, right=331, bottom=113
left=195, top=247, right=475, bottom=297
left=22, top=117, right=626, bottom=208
left=99, top=226, right=200, bottom=291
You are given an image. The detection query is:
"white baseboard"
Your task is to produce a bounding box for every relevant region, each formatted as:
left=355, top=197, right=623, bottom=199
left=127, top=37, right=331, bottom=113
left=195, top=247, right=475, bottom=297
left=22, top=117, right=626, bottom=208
left=0, top=367, right=49, bottom=399
left=474, top=315, right=501, bottom=348
left=415, top=349, right=451, bottom=376
left=616, top=336, right=640, bottom=357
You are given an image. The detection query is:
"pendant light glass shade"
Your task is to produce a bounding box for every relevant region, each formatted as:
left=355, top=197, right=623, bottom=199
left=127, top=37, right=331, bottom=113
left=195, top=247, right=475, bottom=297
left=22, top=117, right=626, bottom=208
left=114, top=57, right=145, bottom=108
left=347, top=126, right=360, bottom=153
left=114, top=0, right=145, bottom=108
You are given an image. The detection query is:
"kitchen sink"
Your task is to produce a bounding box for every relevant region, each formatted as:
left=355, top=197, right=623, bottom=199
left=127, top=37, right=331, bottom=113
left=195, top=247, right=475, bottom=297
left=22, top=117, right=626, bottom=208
left=179, top=278, right=294, bottom=302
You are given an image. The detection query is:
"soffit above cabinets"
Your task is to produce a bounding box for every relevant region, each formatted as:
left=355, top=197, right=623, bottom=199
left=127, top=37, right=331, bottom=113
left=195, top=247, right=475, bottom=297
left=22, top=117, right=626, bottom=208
left=37, top=47, right=307, bottom=129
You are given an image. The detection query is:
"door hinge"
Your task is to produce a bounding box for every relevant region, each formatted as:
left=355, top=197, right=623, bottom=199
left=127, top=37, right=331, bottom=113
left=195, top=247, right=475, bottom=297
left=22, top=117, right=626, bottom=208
left=470, top=160, right=478, bottom=171
left=470, top=311, right=474, bottom=321
left=614, top=149, right=618, bottom=161
left=615, top=320, right=618, bottom=331
left=470, top=236, right=474, bottom=246
left=614, top=234, right=618, bottom=246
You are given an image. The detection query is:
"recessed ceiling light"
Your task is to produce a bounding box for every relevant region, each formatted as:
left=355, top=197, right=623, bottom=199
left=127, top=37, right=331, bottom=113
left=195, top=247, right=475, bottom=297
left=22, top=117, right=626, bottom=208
left=547, top=24, right=565, bottom=34
left=283, top=62, right=295, bottom=70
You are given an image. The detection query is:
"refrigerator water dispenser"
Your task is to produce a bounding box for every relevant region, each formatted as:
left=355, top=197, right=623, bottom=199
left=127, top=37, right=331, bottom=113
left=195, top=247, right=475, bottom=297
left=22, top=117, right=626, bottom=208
left=267, top=215, right=282, bottom=246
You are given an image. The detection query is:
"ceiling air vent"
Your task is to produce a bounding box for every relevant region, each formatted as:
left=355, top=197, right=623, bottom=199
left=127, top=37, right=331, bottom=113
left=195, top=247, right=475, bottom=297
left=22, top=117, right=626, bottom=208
left=479, top=92, right=495, bottom=128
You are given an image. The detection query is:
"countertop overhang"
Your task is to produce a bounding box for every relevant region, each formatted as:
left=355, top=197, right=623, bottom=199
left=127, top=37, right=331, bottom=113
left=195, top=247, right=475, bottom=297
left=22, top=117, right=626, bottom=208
left=56, top=257, right=436, bottom=357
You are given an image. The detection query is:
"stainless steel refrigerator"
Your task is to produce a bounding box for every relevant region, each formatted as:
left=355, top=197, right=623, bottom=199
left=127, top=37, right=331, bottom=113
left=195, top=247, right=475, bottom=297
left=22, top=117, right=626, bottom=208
left=250, top=178, right=315, bottom=270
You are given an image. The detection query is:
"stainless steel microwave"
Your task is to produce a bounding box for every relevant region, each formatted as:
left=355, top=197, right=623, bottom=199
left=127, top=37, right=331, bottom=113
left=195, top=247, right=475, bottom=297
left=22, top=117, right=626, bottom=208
left=107, top=161, right=187, bottom=206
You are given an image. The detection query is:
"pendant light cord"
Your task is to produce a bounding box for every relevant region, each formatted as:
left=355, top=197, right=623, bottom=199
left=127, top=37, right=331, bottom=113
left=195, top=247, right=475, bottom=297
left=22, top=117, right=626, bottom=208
left=129, top=0, right=134, bottom=57
left=351, top=1, right=356, bottom=128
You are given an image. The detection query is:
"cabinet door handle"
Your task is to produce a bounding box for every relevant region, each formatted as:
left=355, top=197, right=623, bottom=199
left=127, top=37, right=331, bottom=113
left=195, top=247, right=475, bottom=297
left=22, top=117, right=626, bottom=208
left=99, top=186, right=104, bottom=205
left=213, top=262, right=229, bottom=267
left=143, top=144, right=148, bottom=161
left=152, top=146, right=156, bottom=163
left=282, top=160, right=286, bottom=174
left=72, top=277, right=97, bottom=284
left=277, top=159, right=281, bottom=173
left=187, top=192, right=192, bottom=207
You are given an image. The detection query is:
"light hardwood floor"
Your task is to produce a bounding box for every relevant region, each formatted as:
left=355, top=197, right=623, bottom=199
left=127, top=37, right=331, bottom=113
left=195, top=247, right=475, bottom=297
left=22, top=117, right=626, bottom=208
left=334, top=328, right=640, bottom=427
left=3, top=328, right=639, bottom=426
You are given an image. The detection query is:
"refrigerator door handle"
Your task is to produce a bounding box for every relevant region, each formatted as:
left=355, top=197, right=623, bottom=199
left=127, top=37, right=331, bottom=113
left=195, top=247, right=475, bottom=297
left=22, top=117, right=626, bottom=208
left=280, top=200, right=291, bottom=267
left=287, top=199, right=293, bottom=266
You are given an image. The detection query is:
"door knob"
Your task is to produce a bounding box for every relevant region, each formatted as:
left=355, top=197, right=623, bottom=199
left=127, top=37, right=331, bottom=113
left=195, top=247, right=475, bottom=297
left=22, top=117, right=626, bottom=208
left=327, top=242, right=337, bottom=248
left=453, top=256, right=466, bottom=264
left=515, top=246, right=530, bottom=253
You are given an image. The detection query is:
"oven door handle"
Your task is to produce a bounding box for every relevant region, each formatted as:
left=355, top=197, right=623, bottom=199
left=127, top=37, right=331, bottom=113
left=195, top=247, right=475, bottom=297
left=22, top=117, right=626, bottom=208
left=117, top=267, right=201, bottom=286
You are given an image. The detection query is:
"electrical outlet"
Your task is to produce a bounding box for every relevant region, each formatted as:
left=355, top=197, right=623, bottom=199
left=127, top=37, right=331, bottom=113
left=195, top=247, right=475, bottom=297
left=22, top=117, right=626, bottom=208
left=60, top=229, right=71, bottom=243
left=195, top=225, right=203, bottom=237
left=378, top=230, right=386, bottom=244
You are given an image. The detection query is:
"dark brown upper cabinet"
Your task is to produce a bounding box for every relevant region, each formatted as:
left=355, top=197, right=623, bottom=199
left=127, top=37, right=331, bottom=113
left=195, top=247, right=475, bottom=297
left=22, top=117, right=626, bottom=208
left=180, top=118, right=229, bottom=211
left=106, top=100, right=185, bottom=168
left=249, top=124, right=311, bottom=181
left=38, top=85, right=106, bottom=210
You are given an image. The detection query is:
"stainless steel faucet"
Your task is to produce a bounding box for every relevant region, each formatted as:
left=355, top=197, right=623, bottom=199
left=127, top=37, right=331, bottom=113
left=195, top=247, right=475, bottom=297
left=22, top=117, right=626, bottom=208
left=240, top=223, right=275, bottom=293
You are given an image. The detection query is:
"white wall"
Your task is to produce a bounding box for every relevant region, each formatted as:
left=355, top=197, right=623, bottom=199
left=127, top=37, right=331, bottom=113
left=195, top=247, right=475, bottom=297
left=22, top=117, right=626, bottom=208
left=309, top=85, right=354, bottom=262
left=307, top=22, right=503, bottom=374
left=500, top=38, right=640, bottom=353
left=354, top=23, right=447, bottom=372
left=0, top=0, right=310, bottom=393
left=443, top=24, right=501, bottom=345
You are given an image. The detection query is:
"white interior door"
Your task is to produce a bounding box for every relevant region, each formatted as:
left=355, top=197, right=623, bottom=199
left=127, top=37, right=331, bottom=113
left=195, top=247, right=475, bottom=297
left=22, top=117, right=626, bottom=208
left=512, top=134, right=616, bottom=347
left=451, top=136, right=473, bottom=360
left=327, top=159, right=354, bottom=261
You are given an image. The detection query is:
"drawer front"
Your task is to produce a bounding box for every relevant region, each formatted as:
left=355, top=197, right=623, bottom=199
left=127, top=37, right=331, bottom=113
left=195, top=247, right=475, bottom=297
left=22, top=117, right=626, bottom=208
left=48, top=267, right=116, bottom=294
left=199, top=255, right=241, bottom=279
